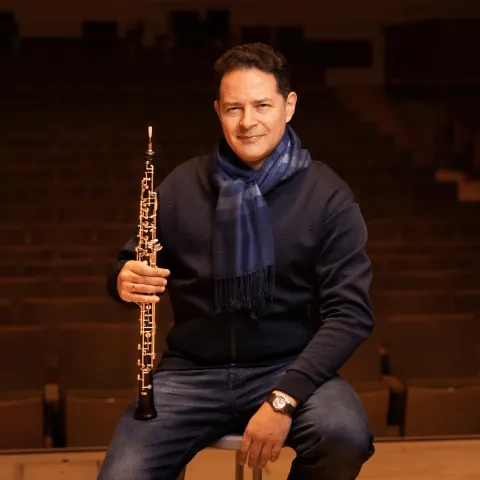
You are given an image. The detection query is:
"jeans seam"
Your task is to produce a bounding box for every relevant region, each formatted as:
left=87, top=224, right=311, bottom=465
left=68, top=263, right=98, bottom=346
left=166, top=413, right=234, bottom=480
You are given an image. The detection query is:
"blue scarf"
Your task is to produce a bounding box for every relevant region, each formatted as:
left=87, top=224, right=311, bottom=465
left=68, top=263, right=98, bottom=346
left=211, top=125, right=311, bottom=313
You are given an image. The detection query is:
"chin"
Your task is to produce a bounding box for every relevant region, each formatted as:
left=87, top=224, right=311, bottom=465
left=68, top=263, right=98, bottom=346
left=233, top=144, right=270, bottom=163
left=236, top=151, right=267, bottom=165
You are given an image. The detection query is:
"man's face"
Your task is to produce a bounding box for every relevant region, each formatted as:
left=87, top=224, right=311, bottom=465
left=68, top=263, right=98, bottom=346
left=214, top=68, right=297, bottom=169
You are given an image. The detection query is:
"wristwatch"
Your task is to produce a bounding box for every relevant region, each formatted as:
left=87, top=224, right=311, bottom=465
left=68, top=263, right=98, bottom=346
left=266, top=392, right=296, bottom=417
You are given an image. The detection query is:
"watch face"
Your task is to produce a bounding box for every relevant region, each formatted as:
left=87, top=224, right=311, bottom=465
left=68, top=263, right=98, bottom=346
left=273, top=396, right=287, bottom=409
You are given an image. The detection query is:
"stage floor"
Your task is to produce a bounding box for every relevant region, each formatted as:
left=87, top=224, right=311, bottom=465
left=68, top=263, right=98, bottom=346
left=0, top=437, right=479, bottom=479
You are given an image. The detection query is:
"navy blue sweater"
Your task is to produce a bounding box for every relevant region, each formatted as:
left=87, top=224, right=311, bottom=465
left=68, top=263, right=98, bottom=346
left=107, top=154, right=376, bottom=404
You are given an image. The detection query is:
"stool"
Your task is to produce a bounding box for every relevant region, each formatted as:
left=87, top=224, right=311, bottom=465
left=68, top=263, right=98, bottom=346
left=177, top=434, right=263, bottom=480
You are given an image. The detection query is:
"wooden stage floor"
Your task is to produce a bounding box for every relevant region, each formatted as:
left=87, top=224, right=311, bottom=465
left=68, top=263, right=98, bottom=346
left=0, top=437, right=479, bottom=479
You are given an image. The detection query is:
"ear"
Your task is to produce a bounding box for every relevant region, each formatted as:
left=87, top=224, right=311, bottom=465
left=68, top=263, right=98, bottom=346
left=214, top=99, right=221, bottom=119
left=285, top=91, right=297, bottom=123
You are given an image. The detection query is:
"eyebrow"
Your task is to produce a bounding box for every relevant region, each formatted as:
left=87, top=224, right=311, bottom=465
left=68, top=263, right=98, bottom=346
left=223, top=98, right=274, bottom=107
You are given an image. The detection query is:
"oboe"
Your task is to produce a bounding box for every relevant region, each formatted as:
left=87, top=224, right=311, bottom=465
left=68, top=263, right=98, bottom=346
left=134, top=126, right=162, bottom=421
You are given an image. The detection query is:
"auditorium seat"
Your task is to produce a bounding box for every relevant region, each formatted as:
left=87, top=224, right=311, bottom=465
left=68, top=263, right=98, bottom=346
left=354, top=382, right=393, bottom=437
left=403, top=378, right=480, bottom=436
left=57, top=322, right=139, bottom=447
left=0, top=324, right=48, bottom=392
left=57, top=322, right=139, bottom=391
left=0, top=392, right=45, bottom=449
left=339, top=326, right=383, bottom=384
left=339, top=327, right=394, bottom=437
left=19, top=296, right=110, bottom=368
left=64, top=389, right=135, bottom=447
left=0, top=325, right=48, bottom=448
left=384, top=313, right=479, bottom=380
left=383, top=313, right=480, bottom=436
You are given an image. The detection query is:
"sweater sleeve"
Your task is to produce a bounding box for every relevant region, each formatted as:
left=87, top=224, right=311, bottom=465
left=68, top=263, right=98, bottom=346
left=273, top=187, right=376, bottom=404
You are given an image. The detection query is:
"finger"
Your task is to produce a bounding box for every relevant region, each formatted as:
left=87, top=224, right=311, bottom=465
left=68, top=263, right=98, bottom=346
left=257, top=444, right=272, bottom=469
left=126, top=281, right=166, bottom=295
left=128, top=261, right=170, bottom=278
left=119, top=280, right=162, bottom=298
left=237, top=434, right=251, bottom=466
left=123, top=272, right=168, bottom=287
left=247, top=442, right=263, bottom=469
left=126, top=293, right=160, bottom=304
left=270, top=444, right=282, bottom=463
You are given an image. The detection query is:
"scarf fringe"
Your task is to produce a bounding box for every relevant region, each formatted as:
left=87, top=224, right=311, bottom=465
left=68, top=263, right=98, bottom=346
left=214, top=266, right=275, bottom=313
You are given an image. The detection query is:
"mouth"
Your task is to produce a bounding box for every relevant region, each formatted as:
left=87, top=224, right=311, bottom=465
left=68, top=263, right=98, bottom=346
left=238, top=134, right=264, bottom=141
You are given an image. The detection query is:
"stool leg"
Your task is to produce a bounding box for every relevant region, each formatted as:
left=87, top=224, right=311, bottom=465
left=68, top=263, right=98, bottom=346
left=235, top=450, right=244, bottom=480
left=252, top=468, right=262, bottom=480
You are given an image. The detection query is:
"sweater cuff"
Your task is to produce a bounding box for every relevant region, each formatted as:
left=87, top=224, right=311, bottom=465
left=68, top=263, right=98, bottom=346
left=106, top=260, right=136, bottom=308
left=273, top=370, right=319, bottom=405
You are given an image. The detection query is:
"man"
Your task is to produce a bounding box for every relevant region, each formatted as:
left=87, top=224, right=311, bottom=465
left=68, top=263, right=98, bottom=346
left=98, top=42, right=375, bottom=480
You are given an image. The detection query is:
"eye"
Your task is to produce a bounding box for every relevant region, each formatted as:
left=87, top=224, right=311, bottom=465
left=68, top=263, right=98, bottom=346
left=258, top=103, right=269, bottom=109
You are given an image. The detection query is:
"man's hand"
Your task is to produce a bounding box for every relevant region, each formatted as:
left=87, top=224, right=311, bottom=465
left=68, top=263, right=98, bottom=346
left=117, top=260, right=170, bottom=303
left=238, top=391, right=297, bottom=470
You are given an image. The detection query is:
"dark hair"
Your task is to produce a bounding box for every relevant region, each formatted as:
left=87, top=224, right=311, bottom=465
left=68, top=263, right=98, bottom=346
left=213, top=42, right=292, bottom=100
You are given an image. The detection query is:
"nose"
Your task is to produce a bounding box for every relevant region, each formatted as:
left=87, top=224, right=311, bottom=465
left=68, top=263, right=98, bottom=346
left=239, top=107, right=257, bottom=130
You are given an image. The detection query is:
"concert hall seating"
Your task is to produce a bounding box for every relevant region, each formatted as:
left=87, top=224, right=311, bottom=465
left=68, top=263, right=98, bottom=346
left=338, top=326, right=394, bottom=437
left=382, top=313, right=480, bottom=436
left=57, top=322, right=138, bottom=446
left=0, top=40, right=479, bottom=448
left=0, top=325, right=48, bottom=448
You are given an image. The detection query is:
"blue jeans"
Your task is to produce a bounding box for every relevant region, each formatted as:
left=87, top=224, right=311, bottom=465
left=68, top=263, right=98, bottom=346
left=97, top=362, right=374, bottom=480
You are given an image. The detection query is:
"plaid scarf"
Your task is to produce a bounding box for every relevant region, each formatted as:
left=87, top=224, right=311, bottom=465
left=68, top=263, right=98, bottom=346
left=211, top=125, right=311, bottom=313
